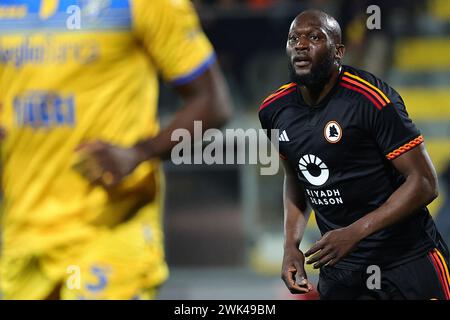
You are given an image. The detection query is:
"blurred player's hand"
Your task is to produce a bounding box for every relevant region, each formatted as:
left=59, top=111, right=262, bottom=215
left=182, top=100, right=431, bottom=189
left=281, top=248, right=313, bottom=294
left=304, top=227, right=360, bottom=269
left=73, top=140, right=143, bottom=189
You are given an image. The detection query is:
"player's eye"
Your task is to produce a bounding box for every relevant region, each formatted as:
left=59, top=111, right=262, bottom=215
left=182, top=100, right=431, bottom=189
left=288, top=35, right=299, bottom=44
left=310, top=34, right=320, bottom=41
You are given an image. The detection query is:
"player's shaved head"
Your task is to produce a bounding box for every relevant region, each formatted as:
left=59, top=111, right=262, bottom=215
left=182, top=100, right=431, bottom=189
left=291, top=10, right=342, bottom=44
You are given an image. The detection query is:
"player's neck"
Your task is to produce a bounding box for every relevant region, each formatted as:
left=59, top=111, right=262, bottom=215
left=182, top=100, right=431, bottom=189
left=299, top=67, right=341, bottom=106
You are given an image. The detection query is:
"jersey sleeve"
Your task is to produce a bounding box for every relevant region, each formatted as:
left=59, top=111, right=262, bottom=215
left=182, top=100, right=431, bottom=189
left=365, top=90, right=423, bottom=161
left=259, top=105, right=287, bottom=159
left=258, top=106, right=273, bottom=133
left=131, top=0, right=215, bottom=85
left=258, top=83, right=298, bottom=161
left=258, top=83, right=297, bottom=136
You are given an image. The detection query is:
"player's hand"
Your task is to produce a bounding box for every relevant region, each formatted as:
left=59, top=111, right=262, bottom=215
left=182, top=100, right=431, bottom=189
left=281, top=247, right=313, bottom=294
left=73, top=140, right=143, bottom=189
left=304, top=227, right=361, bottom=269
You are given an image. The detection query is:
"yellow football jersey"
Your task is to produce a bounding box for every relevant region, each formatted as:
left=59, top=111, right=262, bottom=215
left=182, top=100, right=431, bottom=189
left=0, top=0, right=215, bottom=257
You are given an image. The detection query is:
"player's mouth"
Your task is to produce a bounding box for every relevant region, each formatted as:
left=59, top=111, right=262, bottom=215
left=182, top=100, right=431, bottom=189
left=293, top=56, right=312, bottom=67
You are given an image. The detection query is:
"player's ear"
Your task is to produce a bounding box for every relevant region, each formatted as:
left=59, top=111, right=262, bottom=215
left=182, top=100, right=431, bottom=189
left=335, top=44, right=345, bottom=65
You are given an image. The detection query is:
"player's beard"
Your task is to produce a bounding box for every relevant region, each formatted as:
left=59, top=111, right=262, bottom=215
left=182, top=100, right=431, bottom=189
left=288, top=53, right=335, bottom=89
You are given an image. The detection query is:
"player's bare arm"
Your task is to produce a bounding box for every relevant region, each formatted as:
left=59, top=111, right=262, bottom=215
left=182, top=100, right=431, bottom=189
left=135, top=61, right=232, bottom=160
left=74, top=61, right=232, bottom=189
left=305, top=144, right=438, bottom=268
left=281, top=159, right=314, bottom=294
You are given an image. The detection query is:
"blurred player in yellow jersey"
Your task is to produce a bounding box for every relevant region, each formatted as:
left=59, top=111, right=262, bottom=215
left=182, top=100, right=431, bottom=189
left=0, top=0, right=231, bottom=299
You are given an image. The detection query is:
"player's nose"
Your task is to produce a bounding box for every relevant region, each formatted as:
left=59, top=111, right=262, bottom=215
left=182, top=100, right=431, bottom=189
left=294, top=36, right=310, bottom=51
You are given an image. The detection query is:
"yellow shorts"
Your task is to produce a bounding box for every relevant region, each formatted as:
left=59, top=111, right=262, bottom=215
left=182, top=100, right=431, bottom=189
left=0, top=203, right=169, bottom=300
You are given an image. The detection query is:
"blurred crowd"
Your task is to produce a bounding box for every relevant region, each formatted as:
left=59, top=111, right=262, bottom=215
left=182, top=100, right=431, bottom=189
left=162, top=0, right=430, bottom=112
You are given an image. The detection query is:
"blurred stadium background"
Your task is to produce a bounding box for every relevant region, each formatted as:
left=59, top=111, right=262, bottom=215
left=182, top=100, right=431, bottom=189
left=157, top=0, right=450, bottom=299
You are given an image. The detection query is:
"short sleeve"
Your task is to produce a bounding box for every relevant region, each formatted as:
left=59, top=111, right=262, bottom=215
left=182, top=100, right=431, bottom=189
left=367, top=95, right=423, bottom=161
left=258, top=109, right=271, bottom=132
left=258, top=107, right=287, bottom=159
left=131, top=0, right=215, bottom=85
left=258, top=83, right=296, bottom=134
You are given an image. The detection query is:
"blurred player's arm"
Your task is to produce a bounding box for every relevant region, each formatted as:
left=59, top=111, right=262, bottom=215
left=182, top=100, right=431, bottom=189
left=134, top=61, right=231, bottom=161
left=305, top=144, right=437, bottom=268
left=74, top=61, right=231, bottom=188
left=281, top=159, right=314, bottom=294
